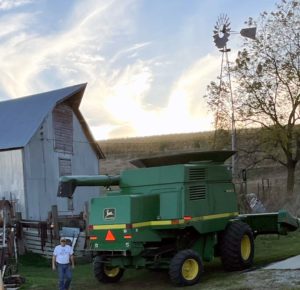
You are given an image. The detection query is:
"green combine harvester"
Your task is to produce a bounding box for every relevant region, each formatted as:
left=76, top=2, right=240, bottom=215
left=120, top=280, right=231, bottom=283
left=58, top=151, right=299, bottom=286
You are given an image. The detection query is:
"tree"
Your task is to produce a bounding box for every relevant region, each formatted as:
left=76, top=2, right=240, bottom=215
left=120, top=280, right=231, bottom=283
left=206, top=0, right=300, bottom=195
left=205, top=80, right=232, bottom=149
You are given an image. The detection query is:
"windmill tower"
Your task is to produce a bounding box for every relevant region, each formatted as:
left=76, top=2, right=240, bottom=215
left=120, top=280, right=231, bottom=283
left=213, top=14, right=256, bottom=176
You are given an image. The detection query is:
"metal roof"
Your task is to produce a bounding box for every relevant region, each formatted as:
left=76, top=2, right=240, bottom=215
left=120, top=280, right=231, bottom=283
left=0, top=83, right=105, bottom=159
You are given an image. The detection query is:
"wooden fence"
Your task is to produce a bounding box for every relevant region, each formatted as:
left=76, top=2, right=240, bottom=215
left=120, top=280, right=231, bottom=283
left=22, top=228, right=86, bottom=258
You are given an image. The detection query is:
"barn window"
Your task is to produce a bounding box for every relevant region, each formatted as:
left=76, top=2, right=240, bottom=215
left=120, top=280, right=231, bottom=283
left=59, top=158, right=72, bottom=176
left=53, top=104, right=73, bottom=153
left=59, top=158, right=74, bottom=211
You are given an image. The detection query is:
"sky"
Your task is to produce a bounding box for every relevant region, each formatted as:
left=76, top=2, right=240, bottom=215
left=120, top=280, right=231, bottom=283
left=0, top=0, right=277, bottom=140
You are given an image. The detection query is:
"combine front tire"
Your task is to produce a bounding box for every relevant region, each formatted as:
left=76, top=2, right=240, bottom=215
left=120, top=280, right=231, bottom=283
left=220, top=221, right=254, bottom=271
left=94, top=256, right=124, bottom=283
left=169, top=249, right=203, bottom=286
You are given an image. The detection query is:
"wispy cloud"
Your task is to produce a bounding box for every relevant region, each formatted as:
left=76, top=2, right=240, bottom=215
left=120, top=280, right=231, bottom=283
left=0, top=0, right=33, bottom=11
left=89, top=53, right=220, bottom=139
left=0, top=0, right=221, bottom=139
left=0, top=0, right=135, bottom=96
left=109, top=42, right=151, bottom=64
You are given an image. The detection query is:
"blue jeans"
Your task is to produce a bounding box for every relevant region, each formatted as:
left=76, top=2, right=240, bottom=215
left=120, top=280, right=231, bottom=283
left=57, top=263, right=72, bottom=290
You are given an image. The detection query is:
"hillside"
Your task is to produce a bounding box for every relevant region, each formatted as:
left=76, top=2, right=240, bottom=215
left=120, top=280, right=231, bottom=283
left=97, top=129, right=267, bottom=174
left=98, top=131, right=218, bottom=174
left=98, top=131, right=219, bottom=158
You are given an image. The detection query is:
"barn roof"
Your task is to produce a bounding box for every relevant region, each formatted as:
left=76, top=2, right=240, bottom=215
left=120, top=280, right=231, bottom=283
left=0, top=83, right=105, bottom=159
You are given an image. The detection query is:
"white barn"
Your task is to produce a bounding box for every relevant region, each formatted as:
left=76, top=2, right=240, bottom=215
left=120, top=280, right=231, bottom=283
left=0, top=83, right=105, bottom=220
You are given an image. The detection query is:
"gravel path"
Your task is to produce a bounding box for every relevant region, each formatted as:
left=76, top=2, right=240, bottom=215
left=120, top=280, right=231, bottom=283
left=264, top=255, right=300, bottom=270
left=243, top=269, right=300, bottom=289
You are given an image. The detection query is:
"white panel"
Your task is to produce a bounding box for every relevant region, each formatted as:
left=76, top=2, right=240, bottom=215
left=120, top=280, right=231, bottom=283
left=24, top=115, right=52, bottom=220
left=68, top=110, right=100, bottom=215
left=0, top=149, right=25, bottom=215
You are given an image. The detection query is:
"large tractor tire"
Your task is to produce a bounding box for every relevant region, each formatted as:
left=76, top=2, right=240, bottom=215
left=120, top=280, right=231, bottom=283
left=220, top=221, right=254, bottom=271
left=169, top=249, right=203, bottom=286
left=93, top=255, right=124, bottom=283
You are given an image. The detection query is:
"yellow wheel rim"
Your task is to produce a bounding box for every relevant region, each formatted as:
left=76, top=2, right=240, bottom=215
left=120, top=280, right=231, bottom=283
left=181, top=259, right=199, bottom=281
left=241, top=234, right=251, bottom=260
left=104, top=266, right=120, bottom=277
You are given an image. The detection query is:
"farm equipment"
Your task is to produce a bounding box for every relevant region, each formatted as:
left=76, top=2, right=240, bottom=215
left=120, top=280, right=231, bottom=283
left=58, top=151, right=300, bottom=286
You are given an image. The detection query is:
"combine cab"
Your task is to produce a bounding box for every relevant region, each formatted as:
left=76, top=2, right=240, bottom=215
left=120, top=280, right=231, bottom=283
left=58, top=151, right=299, bottom=286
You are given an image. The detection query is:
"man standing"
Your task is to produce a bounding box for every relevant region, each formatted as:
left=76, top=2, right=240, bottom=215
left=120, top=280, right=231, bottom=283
left=52, top=237, right=75, bottom=290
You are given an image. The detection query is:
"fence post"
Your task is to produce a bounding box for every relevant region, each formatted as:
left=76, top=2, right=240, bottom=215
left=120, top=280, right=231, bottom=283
left=83, top=202, right=89, bottom=230
left=51, top=205, right=59, bottom=239
left=16, top=212, right=25, bottom=255
left=0, top=271, right=4, bottom=290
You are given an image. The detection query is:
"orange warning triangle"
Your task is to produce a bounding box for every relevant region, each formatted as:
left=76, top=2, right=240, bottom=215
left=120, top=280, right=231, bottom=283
left=105, top=230, right=116, bottom=241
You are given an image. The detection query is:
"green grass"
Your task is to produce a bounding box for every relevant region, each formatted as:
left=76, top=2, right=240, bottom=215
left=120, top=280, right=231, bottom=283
left=254, top=233, right=300, bottom=266
left=19, top=231, right=300, bottom=290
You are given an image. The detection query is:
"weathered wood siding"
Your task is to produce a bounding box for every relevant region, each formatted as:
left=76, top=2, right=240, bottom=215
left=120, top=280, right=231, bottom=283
left=23, top=103, right=100, bottom=220
left=53, top=104, right=73, bottom=154
left=0, top=150, right=26, bottom=215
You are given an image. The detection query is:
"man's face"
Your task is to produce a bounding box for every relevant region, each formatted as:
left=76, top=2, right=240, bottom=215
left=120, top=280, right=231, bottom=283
left=60, top=239, right=66, bottom=246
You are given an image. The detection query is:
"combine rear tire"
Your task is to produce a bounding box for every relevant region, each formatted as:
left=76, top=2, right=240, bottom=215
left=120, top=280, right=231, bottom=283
left=169, top=249, right=203, bottom=286
left=220, top=221, right=254, bottom=271
left=94, top=255, right=124, bottom=283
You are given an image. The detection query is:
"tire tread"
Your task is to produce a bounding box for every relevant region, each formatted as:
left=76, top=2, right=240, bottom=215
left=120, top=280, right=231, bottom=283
left=220, top=221, right=254, bottom=271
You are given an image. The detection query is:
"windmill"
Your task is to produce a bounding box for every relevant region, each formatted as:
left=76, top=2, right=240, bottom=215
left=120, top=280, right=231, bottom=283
left=213, top=14, right=256, bottom=176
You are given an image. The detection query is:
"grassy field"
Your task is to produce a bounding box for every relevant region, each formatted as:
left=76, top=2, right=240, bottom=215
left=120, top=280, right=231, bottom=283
left=18, top=231, right=300, bottom=290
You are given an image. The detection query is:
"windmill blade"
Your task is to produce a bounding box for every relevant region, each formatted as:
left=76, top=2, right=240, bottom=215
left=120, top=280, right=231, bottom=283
left=213, top=36, right=228, bottom=49
left=213, top=14, right=231, bottom=49
left=224, top=23, right=231, bottom=31
left=224, top=32, right=230, bottom=38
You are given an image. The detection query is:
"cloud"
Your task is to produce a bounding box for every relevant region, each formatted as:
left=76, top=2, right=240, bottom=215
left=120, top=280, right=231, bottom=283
left=167, top=53, right=221, bottom=116
left=110, top=42, right=151, bottom=63
left=89, top=53, right=220, bottom=139
left=0, top=0, right=33, bottom=11
left=0, top=0, right=221, bottom=140
left=0, top=0, right=136, bottom=97
left=156, top=53, right=220, bottom=135
left=83, top=59, right=153, bottom=133
left=0, top=13, right=30, bottom=39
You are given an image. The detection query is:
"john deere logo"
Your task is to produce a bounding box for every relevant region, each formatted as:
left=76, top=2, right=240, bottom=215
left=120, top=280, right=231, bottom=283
left=104, top=208, right=116, bottom=220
